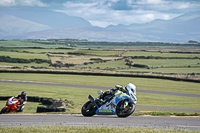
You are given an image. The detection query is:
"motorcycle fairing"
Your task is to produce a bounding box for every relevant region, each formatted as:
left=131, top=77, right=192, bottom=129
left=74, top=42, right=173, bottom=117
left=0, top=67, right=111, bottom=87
left=96, top=99, right=116, bottom=115
left=6, top=97, right=19, bottom=105
left=96, top=90, right=131, bottom=115
left=5, top=97, right=20, bottom=113
left=115, top=93, right=130, bottom=104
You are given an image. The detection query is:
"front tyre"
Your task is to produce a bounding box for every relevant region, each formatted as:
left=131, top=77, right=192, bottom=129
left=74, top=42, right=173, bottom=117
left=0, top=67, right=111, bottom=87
left=0, top=107, right=8, bottom=114
left=81, top=101, right=97, bottom=117
left=116, top=99, right=135, bottom=117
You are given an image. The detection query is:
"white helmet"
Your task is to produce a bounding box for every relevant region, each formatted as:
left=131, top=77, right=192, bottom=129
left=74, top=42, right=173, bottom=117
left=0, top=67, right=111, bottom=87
left=126, top=83, right=136, bottom=95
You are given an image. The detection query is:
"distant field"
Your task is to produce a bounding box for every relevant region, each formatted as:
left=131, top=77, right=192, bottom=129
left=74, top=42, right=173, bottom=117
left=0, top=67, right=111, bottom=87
left=76, top=58, right=200, bottom=72
left=0, top=48, right=75, bottom=54
left=0, top=62, right=50, bottom=68
left=129, top=59, right=200, bottom=67
left=0, top=51, right=48, bottom=60
left=0, top=39, right=200, bottom=81
left=0, top=40, right=70, bottom=48
left=75, top=50, right=124, bottom=56
left=119, top=67, right=200, bottom=74
left=50, top=54, right=121, bottom=65
left=124, top=51, right=200, bottom=58
left=77, top=59, right=127, bottom=69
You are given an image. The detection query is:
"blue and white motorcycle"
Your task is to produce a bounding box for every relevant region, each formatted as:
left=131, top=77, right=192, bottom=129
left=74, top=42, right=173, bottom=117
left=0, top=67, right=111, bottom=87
left=81, top=83, right=137, bottom=117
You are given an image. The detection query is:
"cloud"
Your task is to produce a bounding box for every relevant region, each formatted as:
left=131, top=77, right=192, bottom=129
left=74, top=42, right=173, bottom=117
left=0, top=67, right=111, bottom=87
left=1, top=0, right=200, bottom=27
left=0, top=0, right=48, bottom=7
left=137, top=0, right=164, bottom=5
left=108, top=0, right=133, bottom=10
left=41, top=0, right=67, bottom=3
left=58, top=0, right=197, bottom=27
left=20, top=0, right=48, bottom=7
left=0, top=0, right=15, bottom=7
left=138, top=0, right=200, bottom=13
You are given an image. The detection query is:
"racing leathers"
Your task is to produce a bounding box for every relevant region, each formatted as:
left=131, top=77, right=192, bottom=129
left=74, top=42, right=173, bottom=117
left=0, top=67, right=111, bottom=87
left=98, top=85, right=128, bottom=102
left=15, top=94, right=27, bottom=112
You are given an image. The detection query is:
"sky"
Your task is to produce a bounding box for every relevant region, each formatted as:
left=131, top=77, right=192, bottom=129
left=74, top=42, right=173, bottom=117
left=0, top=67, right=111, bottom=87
left=0, top=0, right=200, bottom=27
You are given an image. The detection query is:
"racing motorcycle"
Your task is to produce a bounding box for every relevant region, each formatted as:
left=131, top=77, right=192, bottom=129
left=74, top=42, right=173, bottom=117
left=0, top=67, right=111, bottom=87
left=81, top=85, right=137, bottom=117
left=0, top=97, right=23, bottom=114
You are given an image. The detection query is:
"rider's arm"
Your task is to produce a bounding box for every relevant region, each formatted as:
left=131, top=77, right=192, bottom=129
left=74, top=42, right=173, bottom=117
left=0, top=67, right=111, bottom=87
left=23, top=95, right=27, bottom=104
left=115, top=85, right=128, bottom=93
left=14, top=95, right=20, bottom=99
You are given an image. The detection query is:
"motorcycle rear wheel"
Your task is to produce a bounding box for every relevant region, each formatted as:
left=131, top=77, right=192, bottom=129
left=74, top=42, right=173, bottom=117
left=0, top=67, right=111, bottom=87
left=81, top=101, right=97, bottom=117
left=116, top=99, right=135, bottom=117
left=0, top=107, right=8, bottom=114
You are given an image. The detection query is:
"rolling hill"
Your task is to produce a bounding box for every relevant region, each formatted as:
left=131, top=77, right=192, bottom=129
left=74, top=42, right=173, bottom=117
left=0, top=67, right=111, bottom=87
left=0, top=9, right=199, bottom=42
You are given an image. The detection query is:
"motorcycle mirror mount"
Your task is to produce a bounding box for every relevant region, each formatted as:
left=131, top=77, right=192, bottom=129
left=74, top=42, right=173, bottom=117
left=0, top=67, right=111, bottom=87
left=97, top=90, right=103, bottom=96
left=88, top=95, right=95, bottom=102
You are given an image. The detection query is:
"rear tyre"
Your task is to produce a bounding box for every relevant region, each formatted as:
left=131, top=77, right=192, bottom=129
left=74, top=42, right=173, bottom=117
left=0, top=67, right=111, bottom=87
left=116, top=99, right=135, bottom=117
left=0, top=107, right=8, bottom=114
left=81, top=101, right=97, bottom=117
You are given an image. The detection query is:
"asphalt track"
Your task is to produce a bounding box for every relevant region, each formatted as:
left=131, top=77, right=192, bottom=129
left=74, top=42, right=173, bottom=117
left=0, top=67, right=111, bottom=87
left=0, top=114, right=200, bottom=130
left=0, top=79, right=200, bottom=112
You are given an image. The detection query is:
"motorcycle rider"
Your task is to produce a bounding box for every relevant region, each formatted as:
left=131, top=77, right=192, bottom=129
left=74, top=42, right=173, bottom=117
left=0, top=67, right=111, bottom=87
left=97, top=83, right=137, bottom=103
left=15, top=91, right=27, bottom=112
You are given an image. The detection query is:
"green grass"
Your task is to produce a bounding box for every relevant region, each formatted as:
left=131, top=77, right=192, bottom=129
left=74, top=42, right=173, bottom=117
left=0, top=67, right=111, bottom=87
left=76, top=50, right=124, bottom=56
left=129, top=59, right=200, bottom=67
left=1, top=42, right=200, bottom=75
left=138, top=93, right=200, bottom=109
left=0, top=73, right=200, bottom=114
left=77, top=58, right=200, bottom=74
left=0, top=40, right=71, bottom=48
left=0, top=73, right=199, bottom=94
left=0, top=62, right=50, bottom=68
left=0, top=51, right=48, bottom=60
left=0, top=83, right=199, bottom=111
left=1, top=72, right=200, bottom=114
left=0, top=83, right=98, bottom=114
left=0, top=83, right=98, bottom=102
left=124, top=51, right=200, bottom=58
left=0, top=41, right=200, bottom=115
left=50, top=55, right=121, bottom=65
left=0, top=48, right=75, bottom=54
left=1, top=126, right=198, bottom=133
left=77, top=60, right=127, bottom=69
left=0, top=40, right=38, bottom=47
left=132, top=111, right=200, bottom=116
left=119, top=67, right=200, bottom=74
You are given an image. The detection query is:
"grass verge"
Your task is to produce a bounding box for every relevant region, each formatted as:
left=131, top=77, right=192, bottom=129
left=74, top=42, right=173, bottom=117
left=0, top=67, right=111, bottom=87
left=0, top=73, right=200, bottom=94
left=132, top=112, right=200, bottom=116
left=0, top=126, right=199, bottom=133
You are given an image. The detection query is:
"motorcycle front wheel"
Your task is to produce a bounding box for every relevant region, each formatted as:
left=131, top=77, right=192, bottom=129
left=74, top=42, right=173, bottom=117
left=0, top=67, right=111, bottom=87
left=81, top=101, right=97, bottom=117
left=116, top=99, right=135, bottom=117
left=0, top=107, right=8, bottom=114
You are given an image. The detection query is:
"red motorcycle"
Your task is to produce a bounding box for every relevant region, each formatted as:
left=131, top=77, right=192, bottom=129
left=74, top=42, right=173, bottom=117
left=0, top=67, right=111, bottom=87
left=0, top=97, right=23, bottom=114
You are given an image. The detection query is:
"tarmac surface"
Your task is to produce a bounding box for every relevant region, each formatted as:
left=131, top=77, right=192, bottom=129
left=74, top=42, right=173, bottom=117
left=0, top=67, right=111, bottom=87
left=0, top=114, right=200, bottom=130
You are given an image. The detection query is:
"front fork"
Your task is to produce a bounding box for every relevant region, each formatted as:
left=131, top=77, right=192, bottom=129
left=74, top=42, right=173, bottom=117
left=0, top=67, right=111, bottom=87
left=88, top=95, right=99, bottom=109
left=5, top=106, right=10, bottom=111
left=120, top=99, right=129, bottom=110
